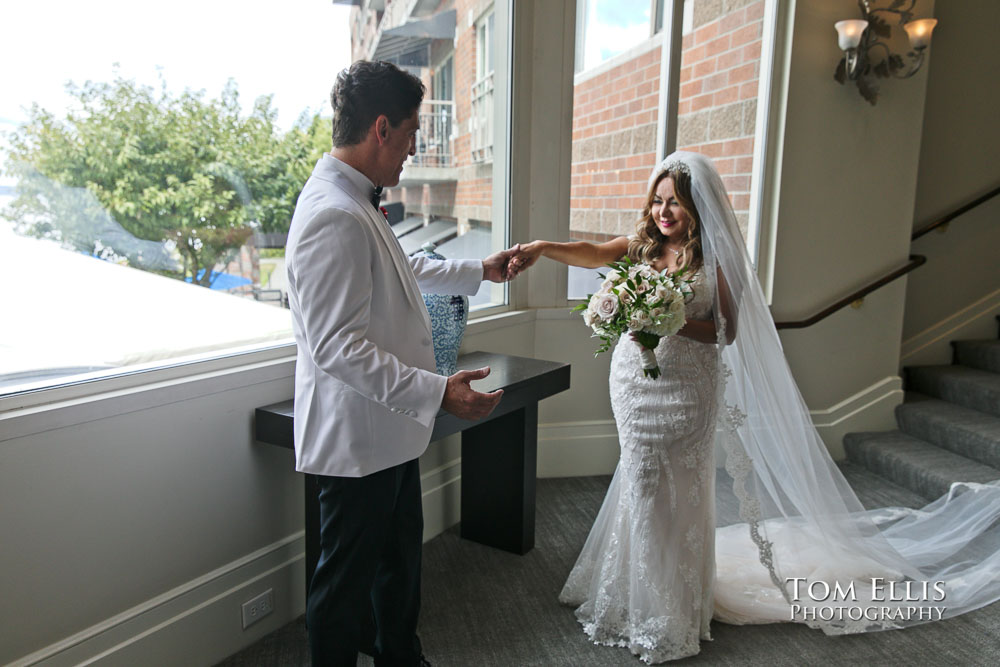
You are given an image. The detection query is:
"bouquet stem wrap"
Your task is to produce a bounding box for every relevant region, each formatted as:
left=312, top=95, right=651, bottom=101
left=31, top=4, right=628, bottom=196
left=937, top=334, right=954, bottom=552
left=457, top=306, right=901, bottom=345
left=634, top=331, right=662, bottom=379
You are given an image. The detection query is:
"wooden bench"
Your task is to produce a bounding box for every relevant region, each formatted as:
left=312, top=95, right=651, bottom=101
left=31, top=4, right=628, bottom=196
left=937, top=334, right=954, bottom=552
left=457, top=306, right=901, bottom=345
left=254, top=351, right=571, bottom=593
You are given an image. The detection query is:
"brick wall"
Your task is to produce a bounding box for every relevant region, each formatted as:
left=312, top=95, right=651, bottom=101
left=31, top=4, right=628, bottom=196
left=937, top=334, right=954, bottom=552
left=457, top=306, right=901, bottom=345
left=570, top=45, right=661, bottom=240
left=569, top=0, right=764, bottom=242
left=676, top=0, right=763, bottom=237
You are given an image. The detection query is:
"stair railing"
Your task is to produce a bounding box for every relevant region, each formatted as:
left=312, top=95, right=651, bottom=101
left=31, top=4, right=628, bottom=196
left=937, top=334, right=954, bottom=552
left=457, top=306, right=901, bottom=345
left=774, top=184, right=1000, bottom=330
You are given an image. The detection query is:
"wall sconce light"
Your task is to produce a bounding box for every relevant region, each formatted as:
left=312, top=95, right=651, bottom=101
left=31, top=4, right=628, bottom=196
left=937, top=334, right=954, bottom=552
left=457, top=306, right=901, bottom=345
left=834, top=0, right=937, bottom=105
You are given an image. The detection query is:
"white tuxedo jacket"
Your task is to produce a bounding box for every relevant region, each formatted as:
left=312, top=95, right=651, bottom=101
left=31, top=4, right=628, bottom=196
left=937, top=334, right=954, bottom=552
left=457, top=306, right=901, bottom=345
left=286, top=155, right=483, bottom=477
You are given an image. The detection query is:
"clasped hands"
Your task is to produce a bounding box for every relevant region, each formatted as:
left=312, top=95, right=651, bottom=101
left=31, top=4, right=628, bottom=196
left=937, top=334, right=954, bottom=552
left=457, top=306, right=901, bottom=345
left=480, top=241, right=543, bottom=283
left=445, top=242, right=541, bottom=421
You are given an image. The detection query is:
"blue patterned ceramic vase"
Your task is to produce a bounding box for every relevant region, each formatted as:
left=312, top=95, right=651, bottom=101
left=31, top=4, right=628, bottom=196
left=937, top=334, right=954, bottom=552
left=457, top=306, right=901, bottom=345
left=420, top=242, right=468, bottom=376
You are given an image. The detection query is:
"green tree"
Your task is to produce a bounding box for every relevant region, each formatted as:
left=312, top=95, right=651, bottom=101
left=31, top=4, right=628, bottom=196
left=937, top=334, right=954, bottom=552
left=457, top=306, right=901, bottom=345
left=3, top=75, right=329, bottom=286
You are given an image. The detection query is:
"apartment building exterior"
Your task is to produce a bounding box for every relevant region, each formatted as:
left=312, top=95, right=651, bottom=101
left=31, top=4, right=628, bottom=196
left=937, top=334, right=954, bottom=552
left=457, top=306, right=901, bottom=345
left=347, top=0, right=499, bottom=236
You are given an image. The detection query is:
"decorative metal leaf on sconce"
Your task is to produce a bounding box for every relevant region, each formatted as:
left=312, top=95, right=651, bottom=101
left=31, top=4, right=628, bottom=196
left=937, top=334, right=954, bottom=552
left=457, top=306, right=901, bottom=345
left=833, top=0, right=937, bottom=105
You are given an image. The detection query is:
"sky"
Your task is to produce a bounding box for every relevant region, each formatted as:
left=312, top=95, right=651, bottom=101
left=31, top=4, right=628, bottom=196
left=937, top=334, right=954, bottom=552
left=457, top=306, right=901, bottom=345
left=0, top=0, right=353, bottom=184
left=582, top=0, right=653, bottom=71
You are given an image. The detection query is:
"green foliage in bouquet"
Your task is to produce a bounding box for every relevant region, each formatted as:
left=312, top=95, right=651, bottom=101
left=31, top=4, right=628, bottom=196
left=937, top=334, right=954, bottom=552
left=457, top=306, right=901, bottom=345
left=573, top=256, right=692, bottom=374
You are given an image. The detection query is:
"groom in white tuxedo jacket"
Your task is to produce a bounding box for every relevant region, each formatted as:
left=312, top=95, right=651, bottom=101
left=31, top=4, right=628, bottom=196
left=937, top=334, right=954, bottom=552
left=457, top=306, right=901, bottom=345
left=286, top=61, right=518, bottom=666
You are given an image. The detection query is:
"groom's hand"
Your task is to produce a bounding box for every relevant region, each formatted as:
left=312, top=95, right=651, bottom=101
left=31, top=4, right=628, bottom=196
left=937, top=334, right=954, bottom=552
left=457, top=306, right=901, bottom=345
left=442, top=367, right=503, bottom=421
left=482, top=244, right=521, bottom=282
left=507, top=240, right=544, bottom=276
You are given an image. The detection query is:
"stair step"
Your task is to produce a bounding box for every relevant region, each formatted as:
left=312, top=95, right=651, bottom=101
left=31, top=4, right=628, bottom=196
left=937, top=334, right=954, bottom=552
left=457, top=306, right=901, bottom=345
left=905, top=365, right=1000, bottom=418
left=953, top=339, right=1000, bottom=373
left=901, top=391, right=934, bottom=404
left=836, top=461, right=927, bottom=510
left=896, top=398, right=1000, bottom=469
left=843, top=431, right=1000, bottom=501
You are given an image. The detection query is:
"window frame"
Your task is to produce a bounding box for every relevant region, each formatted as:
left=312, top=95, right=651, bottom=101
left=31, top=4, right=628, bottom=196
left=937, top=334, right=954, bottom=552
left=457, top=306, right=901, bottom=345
left=566, top=0, right=784, bottom=306
left=470, top=0, right=512, bottom=314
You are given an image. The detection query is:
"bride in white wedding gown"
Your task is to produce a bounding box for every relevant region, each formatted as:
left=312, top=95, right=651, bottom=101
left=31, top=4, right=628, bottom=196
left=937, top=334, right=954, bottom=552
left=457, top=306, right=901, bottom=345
left=558, top=267, right=721, bottom=663
left=512, top=152, right=1000, bottom=664
left=514, top=158, right=730, bottom=662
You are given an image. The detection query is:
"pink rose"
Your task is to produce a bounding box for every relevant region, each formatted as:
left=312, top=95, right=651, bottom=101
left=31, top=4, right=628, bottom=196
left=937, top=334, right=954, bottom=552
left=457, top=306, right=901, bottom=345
left=596, top=293, right=619, bottom=321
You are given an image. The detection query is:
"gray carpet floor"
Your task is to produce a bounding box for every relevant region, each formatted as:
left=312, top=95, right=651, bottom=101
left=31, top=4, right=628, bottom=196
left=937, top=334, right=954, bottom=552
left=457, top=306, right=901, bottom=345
left=218, top=468, right=1000, bottom=666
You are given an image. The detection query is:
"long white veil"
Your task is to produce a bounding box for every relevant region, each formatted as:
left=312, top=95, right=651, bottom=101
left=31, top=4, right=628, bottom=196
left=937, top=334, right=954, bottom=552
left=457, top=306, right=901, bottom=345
left=658, top=151, right=1000, bottom=633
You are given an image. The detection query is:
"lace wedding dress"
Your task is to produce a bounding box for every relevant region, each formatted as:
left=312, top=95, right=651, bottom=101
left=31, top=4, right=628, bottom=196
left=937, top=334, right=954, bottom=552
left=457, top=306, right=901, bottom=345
left=559, top=269, right=720, bottom=664
left=561, top=151, right=1000, bottom=663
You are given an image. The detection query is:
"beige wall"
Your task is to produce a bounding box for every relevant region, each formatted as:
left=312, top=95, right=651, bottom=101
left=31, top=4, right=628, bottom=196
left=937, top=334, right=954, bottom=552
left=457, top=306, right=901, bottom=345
left=902, top=0, right=1000, bottom=366
left=766, top=0, right=935, bottom=454
left=0, top=365, right=304, bottom=665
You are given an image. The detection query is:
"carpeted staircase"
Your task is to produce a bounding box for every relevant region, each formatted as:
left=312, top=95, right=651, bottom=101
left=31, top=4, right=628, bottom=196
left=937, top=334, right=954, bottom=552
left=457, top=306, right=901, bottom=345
left=844, top=316, right=1000, bottom=501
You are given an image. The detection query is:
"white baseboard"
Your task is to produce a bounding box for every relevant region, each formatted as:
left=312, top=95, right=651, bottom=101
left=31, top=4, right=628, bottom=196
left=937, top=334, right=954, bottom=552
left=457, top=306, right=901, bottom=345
left=20, top=465, right=466, bottom=666
left=537, top=420, right=620, bottom=478
left=809, top=376, right=904, bottom=460
left=420, top=459, right=462, bottom=542
left=419, top=380, right=901, bottom=541
left=14, top=535, right=306, bottom=667
left=901, top=289, right=1000, bottom=366
left=530, top=377, right=904, bottom=474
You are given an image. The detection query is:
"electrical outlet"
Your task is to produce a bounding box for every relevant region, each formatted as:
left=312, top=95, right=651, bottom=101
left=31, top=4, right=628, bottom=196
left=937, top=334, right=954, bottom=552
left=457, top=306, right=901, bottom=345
left=241, top=588, right=274, bottom=629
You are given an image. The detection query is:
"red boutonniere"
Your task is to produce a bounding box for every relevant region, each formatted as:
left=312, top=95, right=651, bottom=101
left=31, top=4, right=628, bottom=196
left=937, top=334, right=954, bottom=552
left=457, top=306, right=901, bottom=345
left=379, top=206, right=389, bottom=220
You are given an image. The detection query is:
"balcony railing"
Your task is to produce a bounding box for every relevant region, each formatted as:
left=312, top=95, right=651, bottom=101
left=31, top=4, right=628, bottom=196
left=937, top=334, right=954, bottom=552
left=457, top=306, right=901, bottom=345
left=412, top=100, right=454, bottom=168
left=470, top=72, right=494, bottom=163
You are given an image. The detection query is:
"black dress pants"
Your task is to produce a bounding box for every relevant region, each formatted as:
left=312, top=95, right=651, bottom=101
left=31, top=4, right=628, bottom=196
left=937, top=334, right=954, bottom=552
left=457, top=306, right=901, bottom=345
left=306, top=458, right=424, bottom=667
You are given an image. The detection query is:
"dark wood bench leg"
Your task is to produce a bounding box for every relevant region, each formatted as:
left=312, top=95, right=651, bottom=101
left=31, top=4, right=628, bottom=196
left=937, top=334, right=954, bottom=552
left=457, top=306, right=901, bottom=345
left=460, top=404, right=538, bottom=554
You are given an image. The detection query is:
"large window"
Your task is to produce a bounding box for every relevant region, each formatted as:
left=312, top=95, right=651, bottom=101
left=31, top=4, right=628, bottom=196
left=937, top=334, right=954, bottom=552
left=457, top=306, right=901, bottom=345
left=575, top=0, right=660, bottom=73
left=371, top=1, right=511, bottom=310
left=0, top=0, right=513, bottom=398
left=568, top=0, right=770, bottom=298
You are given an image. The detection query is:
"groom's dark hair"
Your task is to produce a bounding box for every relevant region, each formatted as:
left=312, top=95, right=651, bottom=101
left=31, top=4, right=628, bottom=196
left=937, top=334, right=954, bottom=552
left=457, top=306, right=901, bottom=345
left=331, top=60, right=425, bottom=147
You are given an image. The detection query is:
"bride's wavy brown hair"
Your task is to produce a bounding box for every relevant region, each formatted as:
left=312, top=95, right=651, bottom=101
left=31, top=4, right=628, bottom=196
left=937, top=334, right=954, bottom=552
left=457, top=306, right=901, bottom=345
left=627, top=167, right=703, bottom=272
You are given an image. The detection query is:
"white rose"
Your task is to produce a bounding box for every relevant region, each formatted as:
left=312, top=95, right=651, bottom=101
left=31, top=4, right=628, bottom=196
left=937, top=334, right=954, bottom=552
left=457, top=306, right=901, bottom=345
left=583, top=308, right=597, bottom=328
left=628, top=310, right=652, bottom=331
left=650, top=307, right=666, bottom=321
left=669, top=298, right=685, bottom=317
left=618, top=290, right=634, bottom=306
left=596, top=293, right=619, bottom=321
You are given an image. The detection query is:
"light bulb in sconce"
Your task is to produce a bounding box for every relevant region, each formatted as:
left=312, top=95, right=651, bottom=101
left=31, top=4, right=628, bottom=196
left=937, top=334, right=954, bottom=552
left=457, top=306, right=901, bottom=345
left=835, top=20, right=868, bottom=50
left=833, top=2, right=939, bottom=105
left=903, top=18, right=937, bottom=50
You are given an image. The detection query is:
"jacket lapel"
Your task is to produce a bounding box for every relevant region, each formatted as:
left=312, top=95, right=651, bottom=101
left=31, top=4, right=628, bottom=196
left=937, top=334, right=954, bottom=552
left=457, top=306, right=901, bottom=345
left=320, top=164, right=433, bottom=336
left=362, top=205, right=434, bottom=335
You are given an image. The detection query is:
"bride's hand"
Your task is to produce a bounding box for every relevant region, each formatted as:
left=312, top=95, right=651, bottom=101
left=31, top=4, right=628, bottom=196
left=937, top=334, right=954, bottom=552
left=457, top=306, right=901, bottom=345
left=508, top=240, right=545, bottom=276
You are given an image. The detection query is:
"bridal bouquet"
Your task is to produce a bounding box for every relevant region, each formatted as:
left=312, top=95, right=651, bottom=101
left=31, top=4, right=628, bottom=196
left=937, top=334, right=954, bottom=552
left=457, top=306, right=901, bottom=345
left=573, top=257, right=690, bottom=379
